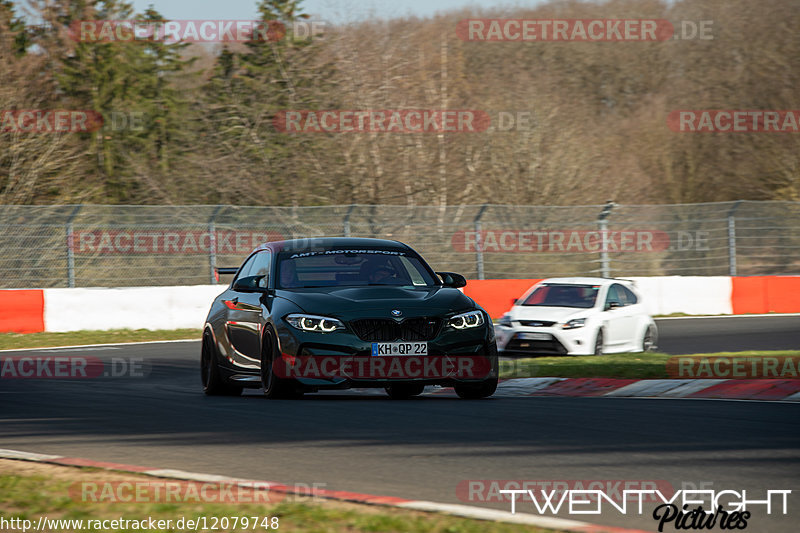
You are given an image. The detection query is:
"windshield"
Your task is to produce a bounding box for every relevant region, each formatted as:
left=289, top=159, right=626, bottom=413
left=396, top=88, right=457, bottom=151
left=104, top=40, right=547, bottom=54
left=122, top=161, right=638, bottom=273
left=521, top=283, right=599, bottom=308
left=276, top=249, right=438, bottom=289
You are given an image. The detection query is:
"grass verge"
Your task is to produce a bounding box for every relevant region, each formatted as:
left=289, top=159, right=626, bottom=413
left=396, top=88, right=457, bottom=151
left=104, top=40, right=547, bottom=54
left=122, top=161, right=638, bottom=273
left=2, top=330, right=798, bottom=382
left=0, top=329, right=201, bottom=351
left=0, top=459, right=551, bottom=533
left=500, top=351, right=800, bottom=379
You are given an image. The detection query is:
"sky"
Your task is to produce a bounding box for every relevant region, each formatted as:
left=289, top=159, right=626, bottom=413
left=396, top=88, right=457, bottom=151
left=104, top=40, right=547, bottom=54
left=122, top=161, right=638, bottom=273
left=126, top=0, right=545, bottom=23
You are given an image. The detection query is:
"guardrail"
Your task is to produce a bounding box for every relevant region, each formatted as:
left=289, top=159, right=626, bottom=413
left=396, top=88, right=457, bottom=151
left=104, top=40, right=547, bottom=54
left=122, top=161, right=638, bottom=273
left=3, top=276, right=799, bottom=333
left=1, top=201, right=798, bottom=288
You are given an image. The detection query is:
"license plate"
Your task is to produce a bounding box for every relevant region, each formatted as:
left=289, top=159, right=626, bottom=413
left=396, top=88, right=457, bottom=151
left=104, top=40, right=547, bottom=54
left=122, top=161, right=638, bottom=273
left=518, top=332, right=551, bottom=341
left=371, top=342, right=428, bottom=356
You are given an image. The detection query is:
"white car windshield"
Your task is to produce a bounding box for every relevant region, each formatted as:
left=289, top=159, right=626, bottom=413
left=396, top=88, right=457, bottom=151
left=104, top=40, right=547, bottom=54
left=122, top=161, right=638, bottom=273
left=521, top=284, right=599, bottom=308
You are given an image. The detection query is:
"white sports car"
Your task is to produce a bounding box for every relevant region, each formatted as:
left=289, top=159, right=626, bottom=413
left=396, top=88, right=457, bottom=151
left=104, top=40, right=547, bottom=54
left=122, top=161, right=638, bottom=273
left=495, top=277, right=657, bottom=356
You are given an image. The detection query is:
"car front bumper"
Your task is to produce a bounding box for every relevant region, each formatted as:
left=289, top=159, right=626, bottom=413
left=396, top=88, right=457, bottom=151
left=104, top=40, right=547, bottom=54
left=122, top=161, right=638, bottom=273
left=495, top=324, right=596, bottom=356
left=275, top=321, right=498, bottom=388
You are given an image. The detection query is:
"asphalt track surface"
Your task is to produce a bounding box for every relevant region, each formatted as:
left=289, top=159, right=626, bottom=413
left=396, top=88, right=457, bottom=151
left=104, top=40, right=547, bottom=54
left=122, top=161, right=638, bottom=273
left=1, top=316, right=798, bottom=532
left=654, top=315, right=800, bottom=354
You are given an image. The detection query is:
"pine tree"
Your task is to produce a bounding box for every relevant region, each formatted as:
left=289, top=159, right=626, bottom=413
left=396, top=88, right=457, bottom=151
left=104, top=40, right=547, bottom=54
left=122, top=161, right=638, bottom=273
left=193, top=0, right=335, bottom=204
left=28, top=0, right=196, bottom=202
left=0, top=0, right=29, bottom=55
left=124, top=7, right=196, bottom=180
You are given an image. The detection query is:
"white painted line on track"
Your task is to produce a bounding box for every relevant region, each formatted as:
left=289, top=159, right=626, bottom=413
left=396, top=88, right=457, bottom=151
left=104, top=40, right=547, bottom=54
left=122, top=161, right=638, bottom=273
left=0, top=338, right=199, bottom=353
left=656, top=313, right=800, bottom=320
left=0, top=448, right=63, bottom=461
left=397, top=500, right=601, bottom=529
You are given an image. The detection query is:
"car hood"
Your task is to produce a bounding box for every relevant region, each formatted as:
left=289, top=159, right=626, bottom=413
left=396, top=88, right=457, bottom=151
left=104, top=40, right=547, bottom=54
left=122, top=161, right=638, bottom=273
left=509, top=306, right=591, bottom=322
left=276, top=286, right=474, bottom=317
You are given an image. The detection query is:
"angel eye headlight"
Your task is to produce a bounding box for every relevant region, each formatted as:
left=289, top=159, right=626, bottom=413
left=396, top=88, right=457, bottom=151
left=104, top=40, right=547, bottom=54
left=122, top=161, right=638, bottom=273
left=286, top=314, right=344, bottom=333
left=448, top=310, right=485, bottom=330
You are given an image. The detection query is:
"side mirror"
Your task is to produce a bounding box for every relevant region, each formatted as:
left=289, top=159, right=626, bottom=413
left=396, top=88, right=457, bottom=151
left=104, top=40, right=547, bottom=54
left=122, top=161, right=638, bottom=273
left=233, top=275, right=268, bottom=293
left=604, top=301, right=621, bottom=311
left=436, top=271, right=467, bottom=288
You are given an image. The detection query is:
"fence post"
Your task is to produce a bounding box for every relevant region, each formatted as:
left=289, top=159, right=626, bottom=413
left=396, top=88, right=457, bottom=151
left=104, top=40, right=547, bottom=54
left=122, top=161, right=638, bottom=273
left=727, top=200, right=742, bottom=276
left=343, top=205, right=356, bottom=237
left=208, top=205, right=224, bottom=284
left=474, top=204, right=489, bottom=280
left=65, top=205, right=82, bottom=288
left=598, top=201, right=616, bottom=278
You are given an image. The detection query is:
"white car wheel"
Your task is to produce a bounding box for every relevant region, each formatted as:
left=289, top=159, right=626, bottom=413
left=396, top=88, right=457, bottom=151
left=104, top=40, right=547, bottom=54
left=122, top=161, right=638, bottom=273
left=593, top=328, right=604, bottom=356
left=641, top=325, right=657, bottom=352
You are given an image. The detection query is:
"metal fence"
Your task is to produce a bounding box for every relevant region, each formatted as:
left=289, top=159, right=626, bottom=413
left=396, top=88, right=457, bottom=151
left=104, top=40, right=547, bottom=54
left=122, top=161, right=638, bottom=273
left=1, top=201, right=798, bottom=288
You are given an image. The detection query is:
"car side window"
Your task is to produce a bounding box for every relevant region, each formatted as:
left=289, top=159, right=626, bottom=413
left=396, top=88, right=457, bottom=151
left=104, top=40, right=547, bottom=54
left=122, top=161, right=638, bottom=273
left=620, top=285, right=638, bottom=305
left=605, top=284, right=622, bottom=307
left=249, top=251, right=272, bottom=288
left=235, top=254, right=259, bottom=282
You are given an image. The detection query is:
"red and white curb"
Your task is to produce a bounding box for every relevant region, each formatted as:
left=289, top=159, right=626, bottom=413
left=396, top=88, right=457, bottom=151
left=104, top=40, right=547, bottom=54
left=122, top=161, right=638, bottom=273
left=427, top=378, right=800, bottom=401
left=0, top=448, right=652, bottom=533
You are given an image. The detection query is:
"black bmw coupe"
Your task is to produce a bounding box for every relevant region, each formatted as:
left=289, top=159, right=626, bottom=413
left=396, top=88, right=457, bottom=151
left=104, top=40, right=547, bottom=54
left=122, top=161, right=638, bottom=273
left=201, top=237, right=498, bottom=399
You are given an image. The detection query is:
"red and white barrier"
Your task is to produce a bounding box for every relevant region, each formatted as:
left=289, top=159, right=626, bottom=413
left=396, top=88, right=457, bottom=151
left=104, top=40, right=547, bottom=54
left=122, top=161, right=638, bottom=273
left=42, top=286, right=226, bottom=332
left=0, top=276, right=798, bottom=333
left=462, top=276, right=800, bottom=319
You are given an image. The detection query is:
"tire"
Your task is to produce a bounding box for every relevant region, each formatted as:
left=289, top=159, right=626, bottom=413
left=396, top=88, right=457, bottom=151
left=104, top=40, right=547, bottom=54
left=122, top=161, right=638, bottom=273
left=261, top=329, right=302, bottom=399
left=385, top=383, right=425, bottom=400
left=641, top=325, right=657, bottom=352
left=593, top=328, right=604, bottom=356
left=455, top=378, right=498, bottom=399
left=201, top=331, right=242, bottom=396
left=455, top=343, right=499, bottom=399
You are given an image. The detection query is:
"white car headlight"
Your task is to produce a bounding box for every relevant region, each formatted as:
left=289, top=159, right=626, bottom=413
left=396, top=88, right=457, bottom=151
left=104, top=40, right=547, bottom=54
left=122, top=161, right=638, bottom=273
left=562, top=318, right=586, bottom=330
left=448, top=310, right=485, bottom=330
left=498, top=314, right=512, bottom=328
left=286, top=314, right=344, bottom=333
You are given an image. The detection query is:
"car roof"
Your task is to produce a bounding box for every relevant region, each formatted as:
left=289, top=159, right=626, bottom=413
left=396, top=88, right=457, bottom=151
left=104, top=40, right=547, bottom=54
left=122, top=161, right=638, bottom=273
left=538, top=277, right=626, bottom=286
left=253, top=237, right=413, bottom=254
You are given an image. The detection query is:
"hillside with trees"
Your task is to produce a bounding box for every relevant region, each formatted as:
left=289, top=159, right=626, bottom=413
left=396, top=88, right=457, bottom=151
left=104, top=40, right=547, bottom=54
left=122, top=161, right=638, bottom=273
left=1, top=0, right=798, bottom=206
